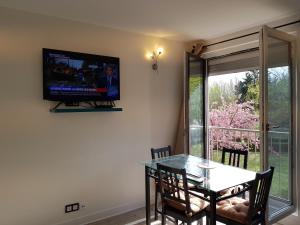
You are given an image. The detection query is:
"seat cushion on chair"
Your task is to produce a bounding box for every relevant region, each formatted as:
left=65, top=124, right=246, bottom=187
left=189, top=196, right=209, bottom=214
left=164, top=194, right=209, bottom=217
left=215, top=197, right=249, bottom=224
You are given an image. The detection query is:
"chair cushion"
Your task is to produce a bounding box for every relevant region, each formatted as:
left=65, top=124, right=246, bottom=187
left=215, top=197, right=249, bottom=224
left=164, top=193, right=208, bottom=217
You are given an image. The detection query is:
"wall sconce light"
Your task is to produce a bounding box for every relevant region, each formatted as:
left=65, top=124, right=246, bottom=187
left=149, top=47, right=164, bottom=71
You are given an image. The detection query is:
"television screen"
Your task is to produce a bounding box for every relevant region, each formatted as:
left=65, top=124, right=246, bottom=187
left=43, top=48, right=120, bottom=102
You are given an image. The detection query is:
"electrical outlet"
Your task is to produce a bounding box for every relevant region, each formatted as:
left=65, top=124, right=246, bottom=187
left=73, top=203, right=79, bottom=211
left=65, top=203, right=80, bottom=213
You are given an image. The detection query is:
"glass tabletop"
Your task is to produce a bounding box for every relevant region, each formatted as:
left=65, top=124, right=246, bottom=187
left=143, top=154, right=256, bottom=193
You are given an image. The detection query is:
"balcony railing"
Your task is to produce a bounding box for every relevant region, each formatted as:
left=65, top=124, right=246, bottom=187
left=209, top=126, right=290, bottom=172
left=208, top=126, right=261, bottom=171
left=209, top=126, right=260, bottom=152
left=190, top=125, right=290, bottom=173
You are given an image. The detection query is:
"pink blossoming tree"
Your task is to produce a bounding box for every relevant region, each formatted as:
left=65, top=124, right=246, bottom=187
left=209, top=101, right=259, bottom=151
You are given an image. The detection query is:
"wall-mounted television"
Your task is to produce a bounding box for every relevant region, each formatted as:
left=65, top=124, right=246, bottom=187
left=43, top=48, right=120, bottom=103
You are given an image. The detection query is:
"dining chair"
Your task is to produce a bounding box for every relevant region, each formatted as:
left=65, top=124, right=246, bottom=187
left=221, top=147, right=249, bottom=169
left=220, top=147, right=249, bottom=196
left=208, top=167, right=274, bottom=225
left=151, top=145, right=172, bottom=220
left=157, top=163, right=208, bottom=225
left=151, top=145, right=172, bottom=160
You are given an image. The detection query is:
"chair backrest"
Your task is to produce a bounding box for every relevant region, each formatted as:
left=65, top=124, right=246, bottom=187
left=151, top=145, right=172, bottom=160
left=247, top=167, right=274, bottom=221
left=221, top=147, right=248, bottom=169
left=157, top=163, right=191, bottom=215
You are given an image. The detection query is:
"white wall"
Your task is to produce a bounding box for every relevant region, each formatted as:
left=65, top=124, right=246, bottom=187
left=0, top=7, right=185, bottom=225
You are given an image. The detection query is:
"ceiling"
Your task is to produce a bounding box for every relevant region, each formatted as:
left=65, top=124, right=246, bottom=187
left=0, top=0, right=300, bottom=41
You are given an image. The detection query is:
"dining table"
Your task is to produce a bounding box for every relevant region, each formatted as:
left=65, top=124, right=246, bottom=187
left=143, top=154, right=256, bottom=225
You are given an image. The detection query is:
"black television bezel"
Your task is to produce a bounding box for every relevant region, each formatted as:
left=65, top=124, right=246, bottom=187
left=43, top=48, right=120, bottom=102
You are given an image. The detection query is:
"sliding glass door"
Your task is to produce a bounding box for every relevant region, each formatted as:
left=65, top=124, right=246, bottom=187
left=260, top=25, right=296, bottom=221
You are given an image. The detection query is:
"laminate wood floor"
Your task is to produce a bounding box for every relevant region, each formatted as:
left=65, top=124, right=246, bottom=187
left=88, top=207, right=282, bottom=225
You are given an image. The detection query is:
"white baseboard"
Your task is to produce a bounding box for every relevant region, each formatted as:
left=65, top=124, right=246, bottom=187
left=52, top=200, right=147, bottom=225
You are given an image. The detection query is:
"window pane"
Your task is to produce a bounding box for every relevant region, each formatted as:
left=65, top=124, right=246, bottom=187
left=266, top=37, right=292, bottom=216
left=188, top=56, right=204, bottom=156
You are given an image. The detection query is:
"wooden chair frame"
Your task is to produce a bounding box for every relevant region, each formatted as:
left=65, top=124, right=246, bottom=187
left=151, top=145, right=172, bottom=220
left=221, top=147, right=249, bottom=169
left=157, top=163, right=206, bottom=225
left=151, top=145, right=172, bottom=160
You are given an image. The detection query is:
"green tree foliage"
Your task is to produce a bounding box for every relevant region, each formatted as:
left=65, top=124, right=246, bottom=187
left=235, top=70, right=259, bottom=109
left=268, top=67, right=290, bottom=130
left=234, top=67, right=290, bottom=130
left=209, top=80, right=237, bottom=110
left=189, top=76, right=203, bottom=124
left=191, top=67, right=290, bottom=131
